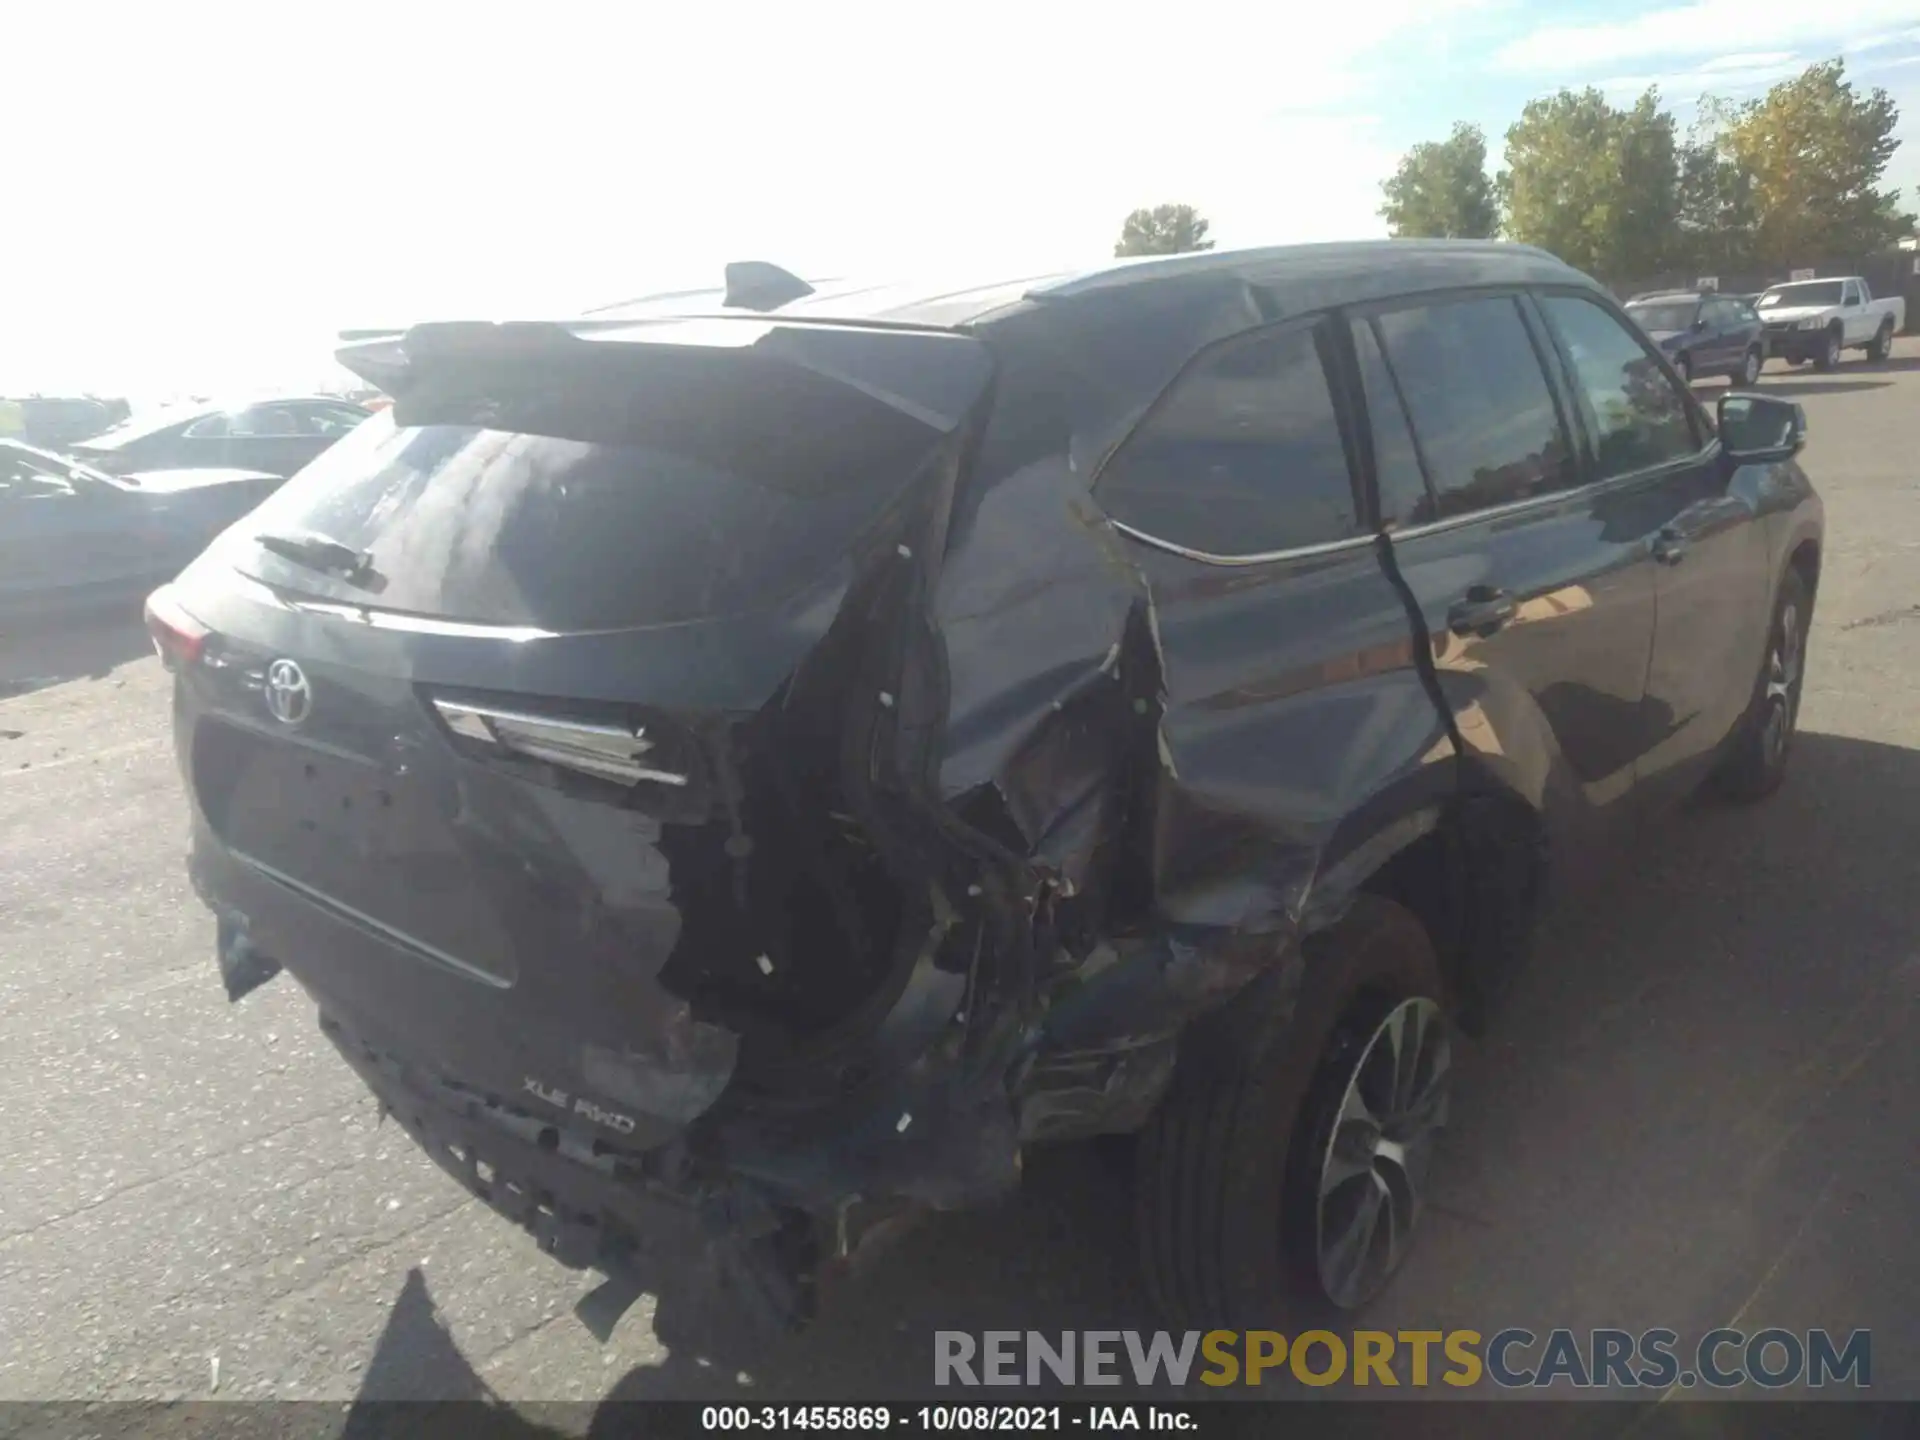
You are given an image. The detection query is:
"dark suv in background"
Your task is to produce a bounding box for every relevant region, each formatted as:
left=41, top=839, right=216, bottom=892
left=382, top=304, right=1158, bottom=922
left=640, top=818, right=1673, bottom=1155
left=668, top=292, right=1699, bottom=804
left=1624, top=290, right=1767, bottom=385
left=150, top=242, right=1821, bottom=1329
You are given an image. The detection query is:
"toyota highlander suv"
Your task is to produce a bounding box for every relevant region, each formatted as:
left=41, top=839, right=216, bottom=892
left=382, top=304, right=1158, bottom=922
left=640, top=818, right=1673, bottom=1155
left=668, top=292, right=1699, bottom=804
left=151, top=242, right=1822, bottom=1329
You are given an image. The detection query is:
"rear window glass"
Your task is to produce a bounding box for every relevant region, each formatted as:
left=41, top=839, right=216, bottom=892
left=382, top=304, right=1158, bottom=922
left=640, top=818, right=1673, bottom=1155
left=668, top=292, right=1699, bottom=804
left=1757, top=282, right=1843, bottom=308
left=1625, top=301, right=1698, bottom=333
left=231, top=326, right=992, bottom=630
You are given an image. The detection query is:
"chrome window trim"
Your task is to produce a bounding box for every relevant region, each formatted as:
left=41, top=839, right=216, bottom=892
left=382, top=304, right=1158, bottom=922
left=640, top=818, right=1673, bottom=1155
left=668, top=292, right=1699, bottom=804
left=1106, top=517, right=1377, bottom=567
left=1386, top=442, right=1724, bottom=543
left=1107, top=433, right=1723, bottom=563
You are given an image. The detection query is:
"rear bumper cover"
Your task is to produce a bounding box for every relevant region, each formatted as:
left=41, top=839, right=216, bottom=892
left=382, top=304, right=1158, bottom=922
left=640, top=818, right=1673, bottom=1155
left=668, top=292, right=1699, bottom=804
left=325, top=1011, right=712, bottom=1271
left=188, top=812, right=1026, bottom=1229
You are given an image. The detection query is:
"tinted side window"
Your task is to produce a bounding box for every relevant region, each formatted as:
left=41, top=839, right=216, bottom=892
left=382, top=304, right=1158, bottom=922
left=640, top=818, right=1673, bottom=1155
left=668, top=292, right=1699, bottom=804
left=1351, top=320, right=1434, bottom=527
left=303, top=404, right=370, bottom=436
left=234, top=406, right=303, bottom=437
left=1097, top=323, right=1359, bottom=556
left=1538, top=294, right=1699, bottom=480
left=1374, top=297, right=1573, bottom=519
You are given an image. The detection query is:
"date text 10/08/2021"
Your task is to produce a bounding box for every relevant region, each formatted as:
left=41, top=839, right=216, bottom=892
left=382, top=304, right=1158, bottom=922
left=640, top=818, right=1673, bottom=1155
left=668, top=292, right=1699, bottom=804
left=702, top=1408, right=1189, bottom=1431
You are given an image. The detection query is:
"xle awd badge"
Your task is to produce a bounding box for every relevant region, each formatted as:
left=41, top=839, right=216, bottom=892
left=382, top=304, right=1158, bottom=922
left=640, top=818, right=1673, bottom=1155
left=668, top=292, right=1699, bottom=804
left=264, top=658, right=312, bottom=727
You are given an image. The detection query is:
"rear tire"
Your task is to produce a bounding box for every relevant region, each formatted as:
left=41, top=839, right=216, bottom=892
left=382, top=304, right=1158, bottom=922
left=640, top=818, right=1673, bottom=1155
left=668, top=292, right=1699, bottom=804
left=1137, top=897, right=1451, bottom=1326
left=1867, top=321, right=1894, bottom=363
left=1715, top=568, right=1810, bottom=803
left=1736, top=346, right=1762, bottom=387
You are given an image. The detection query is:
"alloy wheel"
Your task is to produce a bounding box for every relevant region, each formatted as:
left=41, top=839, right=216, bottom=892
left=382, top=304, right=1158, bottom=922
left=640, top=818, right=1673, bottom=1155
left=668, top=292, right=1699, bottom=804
left=1313, top=997, right=1451, bottom=1309
left=1823, top=333, right=1840, bottom=369
left=1762, top=600, right=1804, bottom=763
left=1740, top=348, right=1760, bottom=386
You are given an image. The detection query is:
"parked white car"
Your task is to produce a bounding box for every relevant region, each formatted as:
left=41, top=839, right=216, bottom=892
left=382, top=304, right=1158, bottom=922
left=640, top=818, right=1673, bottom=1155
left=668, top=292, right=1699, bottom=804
left=1756, top=277, right=1905, bottom=370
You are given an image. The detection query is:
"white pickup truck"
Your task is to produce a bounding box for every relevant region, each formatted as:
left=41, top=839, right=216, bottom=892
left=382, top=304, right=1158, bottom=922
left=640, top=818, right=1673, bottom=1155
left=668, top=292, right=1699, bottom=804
left=1756, top=276, right=1906, bottom=370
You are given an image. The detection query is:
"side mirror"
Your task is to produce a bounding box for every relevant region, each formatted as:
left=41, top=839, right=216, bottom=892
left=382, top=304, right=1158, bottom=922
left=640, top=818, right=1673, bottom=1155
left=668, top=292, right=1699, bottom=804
left=1719, top=394, right=1805, bottom=462
left=1692, top=315, right=1709, bottom=331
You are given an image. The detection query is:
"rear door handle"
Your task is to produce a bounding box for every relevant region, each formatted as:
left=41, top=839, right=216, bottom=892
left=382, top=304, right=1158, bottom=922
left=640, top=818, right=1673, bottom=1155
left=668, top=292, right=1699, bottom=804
left=1651, top=529, right=1691, bottom=565
left=1447, top=586, right=1517, bottom=637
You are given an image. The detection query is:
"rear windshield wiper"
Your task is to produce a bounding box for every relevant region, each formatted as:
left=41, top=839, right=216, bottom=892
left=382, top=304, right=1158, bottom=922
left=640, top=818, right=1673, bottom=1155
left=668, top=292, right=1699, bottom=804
left=255, top=530, right=381, bottom=588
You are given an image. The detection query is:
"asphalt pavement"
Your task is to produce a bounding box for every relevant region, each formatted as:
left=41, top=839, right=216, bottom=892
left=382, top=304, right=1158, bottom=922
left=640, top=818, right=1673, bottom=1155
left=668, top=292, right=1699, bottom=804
left=3, top=343, right=1919, bottom=1413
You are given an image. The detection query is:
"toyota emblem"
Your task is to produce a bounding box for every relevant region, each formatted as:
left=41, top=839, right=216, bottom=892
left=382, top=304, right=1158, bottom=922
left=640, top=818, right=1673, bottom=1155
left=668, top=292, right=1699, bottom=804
left=264, top=658, right=313, bottom=727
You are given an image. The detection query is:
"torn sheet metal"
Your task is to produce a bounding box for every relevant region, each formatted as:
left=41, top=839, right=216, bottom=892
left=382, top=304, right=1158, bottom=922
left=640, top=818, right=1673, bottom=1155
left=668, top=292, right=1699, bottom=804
left=180, top=276, right=1465, bottom=1311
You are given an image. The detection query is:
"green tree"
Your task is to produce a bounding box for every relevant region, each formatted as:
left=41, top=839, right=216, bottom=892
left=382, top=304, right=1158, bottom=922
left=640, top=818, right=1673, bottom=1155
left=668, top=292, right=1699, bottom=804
left=1498, top=86, right=1680, bottom=279
left=1718, top=59, right=1913, bottom=263
left=1379, top=122, right=1500, bottom=238
left=1114, top=204, right=1215, bottom=257
left=1673, top=101, right=1758, bottom=273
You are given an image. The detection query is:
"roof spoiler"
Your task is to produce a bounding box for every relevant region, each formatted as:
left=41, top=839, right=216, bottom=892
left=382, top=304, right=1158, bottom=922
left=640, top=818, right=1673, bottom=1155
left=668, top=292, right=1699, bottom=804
left=335, top=311, right=787, bottom=392
left=335, top=331, right=412, bottom=391
left=333, top=267, right=818, bottom=388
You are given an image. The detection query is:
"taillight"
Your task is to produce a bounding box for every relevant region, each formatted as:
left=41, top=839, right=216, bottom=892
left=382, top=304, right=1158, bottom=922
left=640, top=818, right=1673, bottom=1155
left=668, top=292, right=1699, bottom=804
left=430, top=696, right=689, bottom=787
left=145, top=586, right=209, bottom=669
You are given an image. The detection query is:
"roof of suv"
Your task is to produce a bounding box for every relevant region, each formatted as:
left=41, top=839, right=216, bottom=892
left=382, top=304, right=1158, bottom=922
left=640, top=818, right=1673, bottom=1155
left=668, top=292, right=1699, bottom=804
left=587, top=240, right=1590, bottom=331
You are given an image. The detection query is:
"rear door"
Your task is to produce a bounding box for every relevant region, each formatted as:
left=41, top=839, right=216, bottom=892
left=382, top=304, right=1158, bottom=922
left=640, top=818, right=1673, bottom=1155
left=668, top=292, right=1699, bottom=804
left=1531, top=290, right=1772, bottom=811
left=1359, top=291, right=1663, bottom=884
left=1702, top=299, right=1741, bottom=372
left=1728, top=299, right=1763, bottom=364
left=1092, top=314, right=1455, bottom=899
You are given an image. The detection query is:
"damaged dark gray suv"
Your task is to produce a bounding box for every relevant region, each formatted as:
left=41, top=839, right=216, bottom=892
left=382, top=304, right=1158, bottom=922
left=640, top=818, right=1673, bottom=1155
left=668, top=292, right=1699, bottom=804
left=151, top=241, right=1823, bottom=1329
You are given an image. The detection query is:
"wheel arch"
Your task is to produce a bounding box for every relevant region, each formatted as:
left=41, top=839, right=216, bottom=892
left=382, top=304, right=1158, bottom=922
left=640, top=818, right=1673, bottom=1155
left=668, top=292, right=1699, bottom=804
left=1789, top=536, right=1821, bottom=599
left=1352, top=782, right=1545, bottom=1035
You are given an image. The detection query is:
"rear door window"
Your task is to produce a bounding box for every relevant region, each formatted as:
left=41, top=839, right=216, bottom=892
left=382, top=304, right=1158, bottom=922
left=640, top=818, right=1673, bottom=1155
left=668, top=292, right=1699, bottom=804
left=229, top=324, right=994, bottom=630
left=1095, top=321, right=1360, bottom=557
left=1350, top=320, right=1434, bottom=527
left=1536, top=294, right=1700, bottom=480
left=1373, top=296, right=1575, bottom=518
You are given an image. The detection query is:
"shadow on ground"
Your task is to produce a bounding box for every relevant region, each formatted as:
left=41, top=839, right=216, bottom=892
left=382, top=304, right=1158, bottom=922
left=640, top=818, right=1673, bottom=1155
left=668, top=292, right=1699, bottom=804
left=415, top=731, right=1919, bottom=1405
left=87, top=728, right=1920, bottom=1437
left=0, top=600, right=151, bottom=701
left=1751, top=378, right=1894, bottom=399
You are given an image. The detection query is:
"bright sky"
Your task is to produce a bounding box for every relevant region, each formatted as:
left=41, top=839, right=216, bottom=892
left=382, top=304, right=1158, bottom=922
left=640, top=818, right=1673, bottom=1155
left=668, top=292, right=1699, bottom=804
left=10, top=0, right=1919, bottom=400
